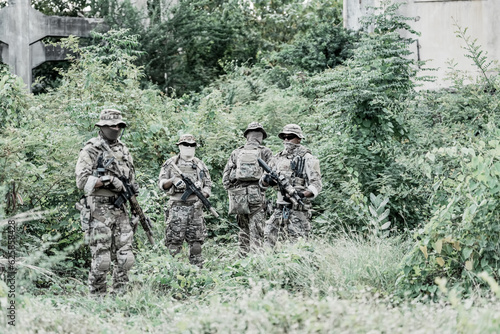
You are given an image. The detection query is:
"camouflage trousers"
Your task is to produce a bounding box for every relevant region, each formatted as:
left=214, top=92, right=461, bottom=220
left=236, top=202, right=265, bottom=257
left=165, top=200, right=206, bottom=267
left=87, top=196, right=135, bottom=296
left=264, top=205, right=311, bottom=248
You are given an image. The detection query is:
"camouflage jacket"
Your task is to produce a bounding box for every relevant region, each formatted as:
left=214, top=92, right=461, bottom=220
left=222, top=142, right=273, bottom=190
left=263, top=145, right=322, bottom=205
left=158, top=155, right=212, bottom=202
left=75, top=135, right=136, bottom=197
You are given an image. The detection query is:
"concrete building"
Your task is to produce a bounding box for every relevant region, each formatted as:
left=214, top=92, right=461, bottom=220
left=0, top=0, right=103, bottom=91
left=0, top=0, right=179, bottom=91
left=343, top=0, right=500, bottom=88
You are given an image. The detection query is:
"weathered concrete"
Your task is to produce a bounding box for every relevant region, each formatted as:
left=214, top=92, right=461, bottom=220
left=343, top=0, right=377, bottom=31
left=343, top=0, right=499, bottom=89
left=0, top=0, right=103, bottom=91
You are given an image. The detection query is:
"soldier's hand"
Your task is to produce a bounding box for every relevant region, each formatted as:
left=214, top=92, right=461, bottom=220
left=110, top=176, right=124, bottom=192
left=173, top=177, right=186, bottom=190
left=194, top=181, right=202, bottom=189
left=302, top=190, right=313, bottom=198
left=131, top=183, right=140, bottom=196
left=263, top=174, right=277, bottom=187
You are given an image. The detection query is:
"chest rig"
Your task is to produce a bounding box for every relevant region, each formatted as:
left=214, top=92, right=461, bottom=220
left=172, top=158, right=203, bottom=193
left=90, top=140, right=132, bottom=180
left=277, top=150, right=308, bottom=191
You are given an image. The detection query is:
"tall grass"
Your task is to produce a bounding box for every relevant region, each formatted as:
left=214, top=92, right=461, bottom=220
left=4, top=234, right=500, bottom=333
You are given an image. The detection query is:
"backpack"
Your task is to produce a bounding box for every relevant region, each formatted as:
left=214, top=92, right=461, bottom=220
left=235, top=147, right=262, bottom=181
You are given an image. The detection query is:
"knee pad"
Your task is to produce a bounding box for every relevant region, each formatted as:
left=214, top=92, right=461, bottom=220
left=190, top=242, right=202, bottom=256
left=168, top=244, right=182, bottom=256
left=117, top=250, right=135, bottom=271
left=94, top=253, right=111, bottom=272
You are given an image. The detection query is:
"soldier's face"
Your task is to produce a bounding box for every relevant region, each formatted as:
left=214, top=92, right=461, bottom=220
left=282, top=134, right=301, bottom=144
left=101, top=125, right=122, bottom=141
left=179, top=143, right=196, bottom=161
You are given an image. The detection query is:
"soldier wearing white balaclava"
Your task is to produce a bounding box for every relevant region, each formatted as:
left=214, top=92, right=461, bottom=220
left=158, top=134, right=212, bottom=267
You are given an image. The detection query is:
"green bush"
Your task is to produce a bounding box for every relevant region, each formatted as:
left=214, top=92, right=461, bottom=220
left=399, top=133, right=500, bottom=295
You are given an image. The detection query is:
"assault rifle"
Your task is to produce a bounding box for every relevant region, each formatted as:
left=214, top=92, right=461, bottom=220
left=171, top=163, right=220, bottom=218
left=98, top=140, right=155, bottom=245
left=114, top=177, right=155, bottom=245
left=257, top=158, right=304, bottom=206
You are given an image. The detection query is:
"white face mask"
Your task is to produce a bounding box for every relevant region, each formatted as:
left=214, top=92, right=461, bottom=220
left=179, top=146, right=196, bottom=161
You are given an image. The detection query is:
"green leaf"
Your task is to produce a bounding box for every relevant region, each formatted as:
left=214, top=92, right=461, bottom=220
left=462, top=247, right=473, bottom=260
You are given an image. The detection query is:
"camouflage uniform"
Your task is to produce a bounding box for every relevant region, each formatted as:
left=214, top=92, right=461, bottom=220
left=222, top=122, right=273, bottom=256
left=260, top=124, right=322, bottom=247
left=158, top=134, right=212, bottom=267
left=75, top=109, right=137, bottom=296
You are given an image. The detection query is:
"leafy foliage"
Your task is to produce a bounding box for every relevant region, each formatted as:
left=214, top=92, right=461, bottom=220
left=310, top=1, right=424, bottom=232
left=454, top=23, right=496, bottom=90
left=2, top=0, right=500, bottom=303
left=399, top=137, right=500, bottom=295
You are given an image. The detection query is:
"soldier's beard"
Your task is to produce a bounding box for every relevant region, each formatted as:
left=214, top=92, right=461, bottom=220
left=284, top=142, right=300, bottom=154
left=179, top=146, right=195, bottom=161
left=246, top=132, right=263, bottom=145
left=100, top=127, right=121, bottom=141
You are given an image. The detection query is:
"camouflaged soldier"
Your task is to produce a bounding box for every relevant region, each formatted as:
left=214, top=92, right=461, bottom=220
left=222, top=122, right=273, bottom=256
left=260, top=124, right=322, bottom=247
left=75, top=109, right=138, bottom=296
left=158, top=134, right=212, bottom=267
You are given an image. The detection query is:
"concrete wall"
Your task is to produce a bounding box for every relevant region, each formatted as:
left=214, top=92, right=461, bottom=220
left=343, top=0, right=499, bottom=89
left=0, top=0, right=102, bottom=90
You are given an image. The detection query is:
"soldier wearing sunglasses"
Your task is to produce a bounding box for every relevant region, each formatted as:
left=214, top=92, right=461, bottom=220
left=260, top=124, right=322, bottom=247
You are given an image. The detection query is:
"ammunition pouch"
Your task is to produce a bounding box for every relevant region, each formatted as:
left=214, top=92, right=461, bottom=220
left=247, top=185, right=262, bottom=206
left=228, top=187, right=250, bottom=215
left=228, top=185, right=262, bottom=215
left=75, top=197, right=91, bottom=232
left=292, top=177, right=306, bottom=187
left=277, top=201, right=311, bottom=212
left=292, top=201, right=312, bottom=212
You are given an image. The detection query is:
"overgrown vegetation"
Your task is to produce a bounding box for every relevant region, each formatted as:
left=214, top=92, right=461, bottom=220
left=1, top=0, right=500, bottom=331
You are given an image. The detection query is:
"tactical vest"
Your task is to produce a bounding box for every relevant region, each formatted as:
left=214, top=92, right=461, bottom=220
left=87, top=138, right=132, bottom=181
left=235, top=147, right=262, bottom=181
left=277, top=148, right=310, bottom=191
left=172, top=158, right=203, bottom=193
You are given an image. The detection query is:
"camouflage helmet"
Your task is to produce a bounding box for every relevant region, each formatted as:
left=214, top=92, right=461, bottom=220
left=243, top=122, right=267, bottom=139
left=176, top=134, right=198, bottom=146
left=278, top=124, right=305, bottom=139
left=95, top=108, right=127, bottom=128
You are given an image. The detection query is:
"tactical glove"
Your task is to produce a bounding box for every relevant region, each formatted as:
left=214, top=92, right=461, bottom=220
left=173, top=177, right=186, bottom=190
left=131, top=183, right=140, bottom=196
left=110, top=176, right=124, bottom=192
